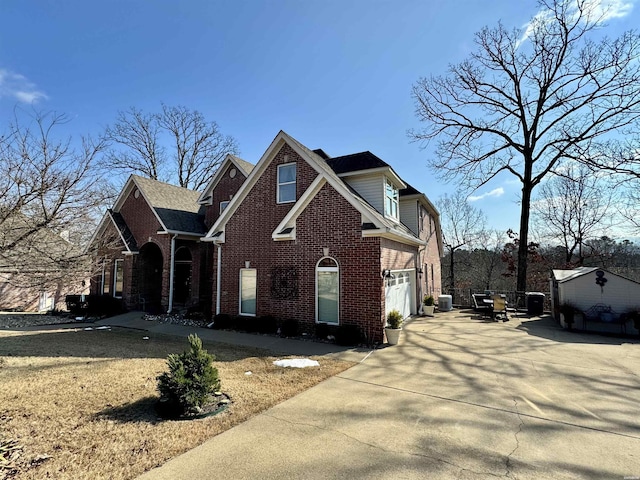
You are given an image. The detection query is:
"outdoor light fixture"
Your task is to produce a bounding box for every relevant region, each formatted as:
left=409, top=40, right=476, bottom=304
left=382, top=269, right=391, bottom=278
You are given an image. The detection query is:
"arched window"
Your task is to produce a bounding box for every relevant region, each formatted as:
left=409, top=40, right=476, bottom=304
left=316, top=257, right=339, bottom=324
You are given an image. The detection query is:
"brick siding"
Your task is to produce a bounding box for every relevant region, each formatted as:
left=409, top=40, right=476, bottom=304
left=215, top=145, right=388, bottom=342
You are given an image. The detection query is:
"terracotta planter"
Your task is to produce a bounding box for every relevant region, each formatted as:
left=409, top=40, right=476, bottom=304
left=385, top=327, right=401, bottom=345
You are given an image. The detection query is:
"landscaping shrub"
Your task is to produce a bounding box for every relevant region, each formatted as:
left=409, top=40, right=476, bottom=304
left=280, top=318, right=299, bottom=337
left=185, top=305, right=207, bottom=322
left=335, top=324, right=362, bottom=346
left=65, top=294, right=125, bottom=317
left=65, top=295, right=84, bottom=315
left=156, top=334, right=220, bottom=418
left=387, top=309, right=403, bottom=329
left=315, top=322, right=331, bottom=340
left=87, top=295, right=125, bottom=317
left=212, top=313, right=234, bottom=330
left=257, top=315, right=278, bottom=334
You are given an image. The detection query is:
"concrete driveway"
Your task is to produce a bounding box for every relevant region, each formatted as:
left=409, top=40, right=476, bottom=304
left=138, top=310, right=640, bottom=480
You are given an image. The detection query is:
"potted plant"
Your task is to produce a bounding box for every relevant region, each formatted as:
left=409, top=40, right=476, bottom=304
left=385, top=309, right=403, bottom=345
left=625, top=309, right=640, bottom=337
left=559, top=303, right=577, bottom=331
left=423, top=295, right=436, bottom=317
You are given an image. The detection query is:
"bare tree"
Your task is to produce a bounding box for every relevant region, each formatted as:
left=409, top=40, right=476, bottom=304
left=475, top=229, right=508, bottom=290
left=437, top=191, right=487, bottom=296
left=0, top=109, right=108, bottom=292
left=533, top=163, right=616, bottom=265
left=411, top=0, right=640, bottom=293
left=103, top=107, right=166, bottom=182
left=103, top=105, right=240, bottom=190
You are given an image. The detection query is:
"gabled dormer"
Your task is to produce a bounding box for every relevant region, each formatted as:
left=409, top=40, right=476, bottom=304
left=198, top=154, right=254, bottom=228
left=325, top=152, right=406, bottom=223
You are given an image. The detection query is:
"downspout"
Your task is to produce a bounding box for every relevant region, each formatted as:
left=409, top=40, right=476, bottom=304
left=168, top=234, right=177, bottom=313
left=216, top=243, right=222, bottom=315
left=417, top=246, right=426, bottom=315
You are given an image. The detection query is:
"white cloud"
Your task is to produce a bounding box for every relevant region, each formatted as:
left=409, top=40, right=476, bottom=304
left=0, top=68, right=47, bottom=104
left=517, top=0, right=636, bottom=47
left=468, top=187, right=505, bottom=202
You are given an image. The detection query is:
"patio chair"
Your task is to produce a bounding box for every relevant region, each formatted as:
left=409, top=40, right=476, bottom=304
left=471, top=293, right=493, bottom=320
left=491, top=295, right=508, bottom=322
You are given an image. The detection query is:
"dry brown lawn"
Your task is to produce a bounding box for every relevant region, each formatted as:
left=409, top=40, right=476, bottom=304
left=0, top=326, right=354, bottom=480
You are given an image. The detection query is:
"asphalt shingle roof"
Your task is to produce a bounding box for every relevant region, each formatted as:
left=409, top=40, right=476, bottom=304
left=132, top=175, right=207, bottom=234
left=109, top=210, right=139, bottom=252
left=325, top=151, right=390, bottom=174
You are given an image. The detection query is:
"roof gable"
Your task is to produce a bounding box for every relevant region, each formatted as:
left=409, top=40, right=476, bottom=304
left=197, top=154, right=254, bottom=204
left=204, top=131, right=425, bottom=247
left=113, top=175, right=206, bottom=235
left=553, top=267, right=640, bottom=285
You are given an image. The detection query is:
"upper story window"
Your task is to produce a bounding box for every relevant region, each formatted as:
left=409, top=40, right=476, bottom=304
left=220, top=200, right=230, bottom=214
left=419, top=206, right=429, bottom=233
left=385, top=179, right=399, bottom=220
left=277, top=163, right=296, bottom=204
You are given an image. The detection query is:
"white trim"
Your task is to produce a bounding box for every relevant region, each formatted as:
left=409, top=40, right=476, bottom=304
left=239, top=268, right=257, bottom=316
left=272, top=175, right=326, bottom=241
left=384, top=178, right=399, bottom=221
left=168, top=235, right=177, bottom=313
left=101, top=260, right=107, bottom=295
left=197, top=154, right=253, bottom=204
left=277, top=162, right=297, bottom=204
left=203, top=131, right=430, bottom=249
left=338, top=166, right=406, bottom=188
left=316, top=257, right=339, bottom=325
left=113, top=259, right=124, bottom=299
left=156, top=230, right=203, bottom=239
left=362, top=227, right=426, bottom=246
left=216, top=245, right=222, bottom=315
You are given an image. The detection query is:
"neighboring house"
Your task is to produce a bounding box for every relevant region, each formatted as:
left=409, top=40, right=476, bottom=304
left=0, top=214, right=88, bottom=312
left=550, top=267, right=640, bottom=334
left=89, top=131, right=443, bottom=343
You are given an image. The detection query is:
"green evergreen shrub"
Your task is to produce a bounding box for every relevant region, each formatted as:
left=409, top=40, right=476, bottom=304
left=335, top=324, right=362, bottom=346
left=257, top=315, right=278, bottom=334
left=280, top=318, right=299, bottom=337
left=387, top=310, right=403, bottom=329
left=315, top=322, right=331, bottom=340
left=156, top=334, right=220, bottom=418
left=212, top=313, right=233, bottom=329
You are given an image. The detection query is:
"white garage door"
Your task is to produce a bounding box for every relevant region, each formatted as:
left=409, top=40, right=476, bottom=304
left=385, top=271, right=413, bottom=319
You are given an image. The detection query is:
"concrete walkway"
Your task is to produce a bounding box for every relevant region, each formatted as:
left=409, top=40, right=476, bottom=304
left=94, top=312, right=372, bottom=363
left=130, top=309, right=640, bottom=480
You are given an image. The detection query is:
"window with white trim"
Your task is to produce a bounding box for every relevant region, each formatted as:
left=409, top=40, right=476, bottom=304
left=385, top=179, right=399, bottom=220
left=113, top=259, right=124, bottom=298
left=277, top=163, right=296, bottom=203
left=220, top=200, right=229, bottom=213
left=239, top=268, right=257, bottom=316
left=100, top=260, right=108, bottom=295
left=316, top=257, right=339, bottom=324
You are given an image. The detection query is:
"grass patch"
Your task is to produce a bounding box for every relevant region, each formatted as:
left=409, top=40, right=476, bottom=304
left=0, top=327, right=353, bottom=480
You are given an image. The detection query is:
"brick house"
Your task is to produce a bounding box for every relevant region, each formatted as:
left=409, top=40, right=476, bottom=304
left=87, top=155, right=253, bottom=313
left=89, top=131, right=442, bottom=342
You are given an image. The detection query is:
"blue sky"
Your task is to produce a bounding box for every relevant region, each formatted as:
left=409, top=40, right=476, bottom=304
left=1, top=0, right=638, bottom=235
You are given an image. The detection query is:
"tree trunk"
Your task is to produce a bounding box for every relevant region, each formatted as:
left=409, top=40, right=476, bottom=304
left=517, top=181, right=533, bottom=294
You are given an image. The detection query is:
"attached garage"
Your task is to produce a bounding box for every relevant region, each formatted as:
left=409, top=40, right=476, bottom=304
left=385, top=270, right=416, bottom=319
